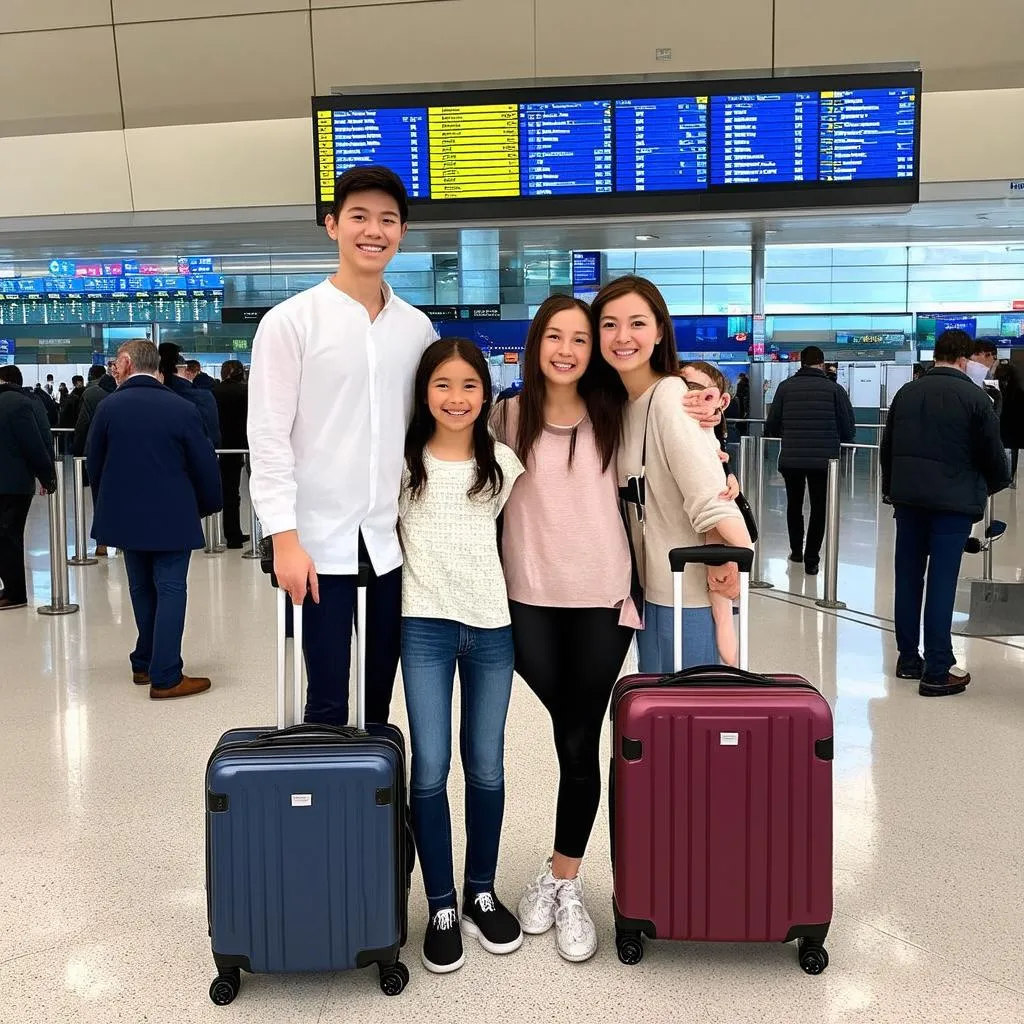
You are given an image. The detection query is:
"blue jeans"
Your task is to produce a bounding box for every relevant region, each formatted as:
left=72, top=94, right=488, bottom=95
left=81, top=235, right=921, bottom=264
left=894, top=507, right=973, bottom=681
left=636, top=602, right=718, bottom=674
left=401, top=617, right=514, bottom=914
left=122, top=550, right=192, bottom=688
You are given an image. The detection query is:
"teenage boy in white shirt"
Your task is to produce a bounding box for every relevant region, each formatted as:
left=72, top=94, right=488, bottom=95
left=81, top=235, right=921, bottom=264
left=248, top=165, right=436, bottom=725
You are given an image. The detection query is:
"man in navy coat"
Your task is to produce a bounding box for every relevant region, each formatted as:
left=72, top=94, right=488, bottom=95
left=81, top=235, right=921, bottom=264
left=87, top=340, right=223, bottom=699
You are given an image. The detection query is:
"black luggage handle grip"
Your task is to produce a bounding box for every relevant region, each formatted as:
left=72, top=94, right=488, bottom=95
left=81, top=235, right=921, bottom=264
left=658, top=665, right=809, bottom=689
left=669, top=545, right=753, bottom=573
left=244, top=723, right=367, bottom=748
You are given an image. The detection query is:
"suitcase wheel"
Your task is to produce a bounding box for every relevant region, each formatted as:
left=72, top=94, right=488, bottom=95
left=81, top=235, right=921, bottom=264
left=615, top=932, right=644, bottom=966
left=798, top=939, right=829, bottom=976
left=379, top=960, right=409, bottom=996
left=209, top=968, right=241, bottom=1005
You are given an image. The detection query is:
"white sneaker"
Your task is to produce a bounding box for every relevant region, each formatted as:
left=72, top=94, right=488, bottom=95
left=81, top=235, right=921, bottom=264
left=553, top=875, right=598, bottom=963
left=517, top=859, right=559, bottom=935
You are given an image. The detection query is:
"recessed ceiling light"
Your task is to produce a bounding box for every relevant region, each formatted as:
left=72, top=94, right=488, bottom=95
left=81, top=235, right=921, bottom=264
left=635, top=233, right=659, bottom=241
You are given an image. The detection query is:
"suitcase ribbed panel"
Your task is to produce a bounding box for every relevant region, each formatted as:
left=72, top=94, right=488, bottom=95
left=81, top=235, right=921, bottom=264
left=208, top=745, right=401, bottom=973
left=613, top=677, right=832, bottom=944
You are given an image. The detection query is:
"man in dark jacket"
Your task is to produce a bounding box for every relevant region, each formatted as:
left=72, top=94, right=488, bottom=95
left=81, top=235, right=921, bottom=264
left=73, top=365, right=117, bottom=457
left=765, top=345, right=856, bottom=573
left=159, top=345, right=221, bottom=447
left=0, top=365, right=57, bottom=609
left=212, top=359, right=249, bottom=548
left=881, top=329, right=1011, bottom=697
left=88, top=340, right=223, bottom=700
left=185, top=359, right=218, bottom=392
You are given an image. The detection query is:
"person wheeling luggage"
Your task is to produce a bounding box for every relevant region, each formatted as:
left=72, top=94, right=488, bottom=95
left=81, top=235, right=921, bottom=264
left=765, top=345, right=856, bottom=575
left=591, top=276, right=752, bottom=672
left=398, top=339, right=524, bottom=974
left=87, top=340, right=222, bottom=698
left=247, top=165, right=436, bottom=727
left=490, top=296, right=639, bottom=963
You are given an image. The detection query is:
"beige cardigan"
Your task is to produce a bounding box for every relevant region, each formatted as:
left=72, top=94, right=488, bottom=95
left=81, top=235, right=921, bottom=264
left=618, top=376, right=744, bottom=608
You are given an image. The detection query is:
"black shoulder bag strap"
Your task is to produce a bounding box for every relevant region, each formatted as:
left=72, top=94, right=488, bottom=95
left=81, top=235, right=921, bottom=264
left=617, top=381, right=665, bottom=619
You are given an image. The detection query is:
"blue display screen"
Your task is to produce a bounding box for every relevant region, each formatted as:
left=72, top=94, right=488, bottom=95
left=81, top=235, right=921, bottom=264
left=571, top=251, right=601, bottom=287
left=322, top=108, right=429, bottom=199
left=614, top=97, right=708, bottom=192
left=820, top=88, right=916, bottom=182
left=520, top=101, right=613, bottom=196
left=710, top=93, right=820, bottom=185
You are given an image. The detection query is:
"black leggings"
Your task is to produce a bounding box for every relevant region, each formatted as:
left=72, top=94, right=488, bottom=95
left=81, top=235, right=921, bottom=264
left=509, top=602, right=634, bottom=859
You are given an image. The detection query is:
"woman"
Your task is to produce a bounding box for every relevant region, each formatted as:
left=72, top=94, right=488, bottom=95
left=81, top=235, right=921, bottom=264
left=995, top=362, right=1024, bottom=486
left=591, top=275, right=751, bottom=673
left=492, top=295, right=637, bottom=963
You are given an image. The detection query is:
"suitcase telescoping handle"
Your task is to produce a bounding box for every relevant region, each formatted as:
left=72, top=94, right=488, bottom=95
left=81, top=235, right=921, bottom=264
left=669, top=545, right=754, bottom=673
left=274, top=560, right=371, bottom=732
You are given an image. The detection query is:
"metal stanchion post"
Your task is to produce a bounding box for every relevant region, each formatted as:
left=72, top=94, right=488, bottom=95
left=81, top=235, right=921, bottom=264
left=982, top=495, right=994, bottom=583
left=749, top=434, right=773, bottom=589
left=738, top=434, right=754, bottom=500
left=67, top=457, right=97, bottom=566
left=815, top=457, right=846, bottom=610
left=39, top=461, right=79, bottom=616
left=242, top=502, right=262, bottom=560
left=203, top=516, right=215, bottom=555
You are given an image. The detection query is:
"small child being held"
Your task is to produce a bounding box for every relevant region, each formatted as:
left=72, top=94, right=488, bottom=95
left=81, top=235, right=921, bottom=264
left=680, top=360, right=740, bottom=666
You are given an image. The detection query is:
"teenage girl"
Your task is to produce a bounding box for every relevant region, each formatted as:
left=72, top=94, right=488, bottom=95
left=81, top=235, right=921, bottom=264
left=592, top=276, right=752, bottom=673
left=491, top=295, right=638, bottom=963
left=680, top=359, right=741, bottom=665
left=399, top=338, right=524, bottom=975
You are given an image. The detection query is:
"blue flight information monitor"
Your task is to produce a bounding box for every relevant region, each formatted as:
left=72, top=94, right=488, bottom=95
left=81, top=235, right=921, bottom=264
left=614, top=96, right=708, bottom=192
left=321, top=107, right=429, bottom=199
left=520, top=101, right=612, bottom=196
left=819, top=88, right=916, bottom=181
left=710, top=93, right=820, bottom=185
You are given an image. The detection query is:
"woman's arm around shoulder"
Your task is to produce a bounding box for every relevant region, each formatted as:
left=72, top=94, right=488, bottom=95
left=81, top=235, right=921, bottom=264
left=649, top=376, right=744, bottom=534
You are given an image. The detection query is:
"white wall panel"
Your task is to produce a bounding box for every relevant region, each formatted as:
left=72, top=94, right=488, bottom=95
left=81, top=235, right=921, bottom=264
left=125, top=119, right=313, bottom=212
left=0, top=132, right=132, bottom=217
left=921, top=90, right=1024, bottom=183
left=537, top=0, right=771, bottom=77
left=2, top=0, right=111, bottom=33
left=112, top=1, right=306, bottom=21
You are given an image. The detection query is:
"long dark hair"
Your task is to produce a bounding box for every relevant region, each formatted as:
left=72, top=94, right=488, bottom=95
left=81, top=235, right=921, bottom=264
left=405, top=338, right=503, bottom=501
left=591, top=275, right=680, bottom=385
left=512, top=295, right=621, bottom=472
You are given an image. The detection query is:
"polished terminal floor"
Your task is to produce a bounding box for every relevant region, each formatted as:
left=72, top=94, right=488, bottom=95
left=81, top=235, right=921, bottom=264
left=3, top=464, right=1023, bottom=1023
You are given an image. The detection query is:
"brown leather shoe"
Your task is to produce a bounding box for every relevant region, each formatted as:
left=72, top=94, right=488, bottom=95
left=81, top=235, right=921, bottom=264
left=150, top=675, right=212, bottom=700
left=133, top=672, right=151, bottom=685
left=95, top=545, right=108, bottom=557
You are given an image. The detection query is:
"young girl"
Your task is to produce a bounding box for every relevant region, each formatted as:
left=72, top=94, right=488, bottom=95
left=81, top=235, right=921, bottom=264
left=399, top=338, right=525, bottom=975
left=680, top=360, right=740, bottom=665
left=592, top=276, right=752, bottom=673
left=492, top=295, right=639, bottom=963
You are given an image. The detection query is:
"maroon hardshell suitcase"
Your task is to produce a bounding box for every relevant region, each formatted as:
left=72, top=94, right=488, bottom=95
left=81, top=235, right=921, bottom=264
left=610, top=545, right=833, bottom=974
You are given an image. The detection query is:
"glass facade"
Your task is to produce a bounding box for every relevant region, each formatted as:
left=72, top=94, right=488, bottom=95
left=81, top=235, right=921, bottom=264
left=3, top=242, right=1023, bottom=369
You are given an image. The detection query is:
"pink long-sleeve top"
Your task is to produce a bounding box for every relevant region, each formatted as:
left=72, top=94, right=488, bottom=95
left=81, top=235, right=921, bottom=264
left=492, top=396, right=641, bottom=628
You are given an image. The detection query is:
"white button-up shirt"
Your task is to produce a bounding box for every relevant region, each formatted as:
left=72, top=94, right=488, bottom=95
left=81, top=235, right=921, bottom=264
left=247, top=279, right=436, bottom=576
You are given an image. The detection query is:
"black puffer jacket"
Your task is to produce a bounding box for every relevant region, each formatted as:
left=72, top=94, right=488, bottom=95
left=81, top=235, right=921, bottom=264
left=881, top=366, right=1010, bottom=520
left=765, top=367, right=856, bottom=470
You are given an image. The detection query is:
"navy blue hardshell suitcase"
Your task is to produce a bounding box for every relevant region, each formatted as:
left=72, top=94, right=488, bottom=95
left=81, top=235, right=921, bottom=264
left=206, top=576, right=413, bottom=1004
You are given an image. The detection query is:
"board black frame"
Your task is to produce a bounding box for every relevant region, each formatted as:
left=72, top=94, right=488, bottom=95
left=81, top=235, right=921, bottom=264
left=311, top=70, right=923, bottom=225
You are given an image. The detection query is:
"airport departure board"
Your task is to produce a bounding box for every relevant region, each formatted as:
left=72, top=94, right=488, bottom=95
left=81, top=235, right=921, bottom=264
left=313, top=70, right=921, bottom=222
